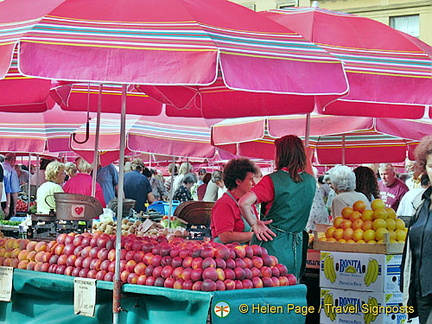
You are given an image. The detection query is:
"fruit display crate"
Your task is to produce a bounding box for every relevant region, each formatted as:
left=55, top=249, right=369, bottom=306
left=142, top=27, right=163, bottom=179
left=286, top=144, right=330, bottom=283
left=313, top=233, right=404, bottom=255
left=0, top=269, right=308, bottom=324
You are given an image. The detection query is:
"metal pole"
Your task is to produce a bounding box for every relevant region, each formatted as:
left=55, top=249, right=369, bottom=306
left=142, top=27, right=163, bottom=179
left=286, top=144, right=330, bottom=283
left=91, top=84, right=102, bottom=198
left=305, top=113, right=311, bottom=148
left=113, top=84, right=127, bottom=324
left=342, top=135, right=346, bottom=165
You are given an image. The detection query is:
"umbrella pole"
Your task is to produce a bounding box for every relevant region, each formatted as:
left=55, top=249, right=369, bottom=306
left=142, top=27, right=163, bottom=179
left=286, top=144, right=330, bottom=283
left=113, top=84, right=127, bottom=324
left=91, top=84, right=102, bottom=198
left=167, top=155, right=176, bottom=224
left=305, top=113, right=311, bottom=148
left=342, top=135, right=346, bottom=165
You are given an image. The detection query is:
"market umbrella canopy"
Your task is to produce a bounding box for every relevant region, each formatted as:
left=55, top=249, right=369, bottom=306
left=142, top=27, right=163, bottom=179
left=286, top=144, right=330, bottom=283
left=211, top=115, right=430, bottom=164
left=70, top=112, right=230, bottom=166
left=261, top=8, right=432, bottom=119
left=0, top=0, right=64, bottom=112
left=18, top=0, right=348, bottom=117
left=51, top=83, right=162, bottom=115
left=0, top=104, right=92, bottom=153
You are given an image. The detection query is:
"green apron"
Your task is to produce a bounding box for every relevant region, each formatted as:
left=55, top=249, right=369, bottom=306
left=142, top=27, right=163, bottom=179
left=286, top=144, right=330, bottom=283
left=214, top=191, right=252, bottom=244
left=252, top=170, right=315, bottom=278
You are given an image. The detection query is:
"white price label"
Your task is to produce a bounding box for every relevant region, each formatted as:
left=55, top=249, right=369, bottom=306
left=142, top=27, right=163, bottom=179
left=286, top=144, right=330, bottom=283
left=0, top=266, right=13, bottom=302
left=74, top=278, right=96, bottom=317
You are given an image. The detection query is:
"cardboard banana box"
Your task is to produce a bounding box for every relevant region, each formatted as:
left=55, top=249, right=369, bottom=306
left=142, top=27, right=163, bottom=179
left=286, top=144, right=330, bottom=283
left=320, top=288, right=409, bottom=324
left=320, top=251, right=401, bottom=292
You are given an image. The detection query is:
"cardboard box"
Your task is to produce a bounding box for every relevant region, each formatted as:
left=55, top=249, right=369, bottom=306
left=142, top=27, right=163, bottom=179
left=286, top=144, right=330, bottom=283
left=320, top=288, right=411, bottom=324
left=306, top=249, right=321, bottom=269
left=320, top=251, right=401, bottom=292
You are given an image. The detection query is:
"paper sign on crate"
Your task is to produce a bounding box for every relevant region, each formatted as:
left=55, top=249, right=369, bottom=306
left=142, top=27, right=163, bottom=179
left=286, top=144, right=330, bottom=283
left=320, top=251, right=401, bottom=292
left=320, top=288, right=411, bottom=324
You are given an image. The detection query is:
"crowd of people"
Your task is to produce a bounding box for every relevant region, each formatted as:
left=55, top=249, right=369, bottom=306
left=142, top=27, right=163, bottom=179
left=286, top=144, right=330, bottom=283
left=1, top=133, right=431, bottom=323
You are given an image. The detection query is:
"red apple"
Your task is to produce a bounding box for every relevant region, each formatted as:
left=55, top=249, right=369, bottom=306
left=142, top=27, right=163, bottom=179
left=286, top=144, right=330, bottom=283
left=73, top=245, right=84, bottom=257
left=134, top=262, right=147, bottom=275
left=172, top=267, right=183, bottom=279
left=57, top=254, right=68, bottom=266
left=108, top=249, right=117, bottom=262
left=74, top=256, right=84, bottom=268
left=160, top=244, right=171, bottom=257
left=271, top=277, right=280, bottom=287
left=173, top=279, right=184, bottom=289
left=164, top=277, right=175, bottom=288
left=182, top=267, right=192, bottom=281
left=90, top=258, right=103, bottom=271
left=252, top=276, right=263, bottom=288
left=100, top=259, right=111, bottom=272
left=71, top=267, right=81, bottom=277
left=145, top=265, right=155, bottom=277
left=214, top=245, right=230, bottom=260
left=35, top=241, right=48, bottom=252
left=287, top=274, right=297, bottom=286
left=26, top=241, right=38, bottom=252
left=262, top=277, right=273, bottom=287
left=252, top=256, right=263, bottom=268
left=104, top=271, right=114, bottom=282
left=72, top=235, right=84, bottom=246
left=226, top=259, right=236, bottom=269
left=81, top=236, right=91, bottom=247
left=201, top=248, right=214, bottom=259
left=224, top=279, right=236, bottom=290
left=133, top=251, right=145, bottom=263
left=26, top=261, right=36, bottom=271
left=191, top=268, right=203, bottom=282
left=137, top=275, right=147, bottom=285
left=79, top=268, right=90, bottom=278
left=235, top=280, right=244, bottom=290
left=143, top=252, right=154, bottom=265
left=234, top=258, right=246, bottom=268
left=64, top=234, right=75, bottom=245
left=64, top=265, right=74, bottom=276
left=169, top=247, right=181, bottom=258
left=125, top=259, right=137, bottom=272
left=275, top=263, right=288, bottom=276
left=244, top=268, right=253, bottom=280
left=250, top=245, right=263, bottom=256
left=57, top=233, right=68, bottom=245
left=160, top=256, right=172, bottom=267
left=145, top=276, right=156, bottom=286
left=224, top=268, right=236, bottom=280
left=202, top=257, right=216, bottom=269
left=202, top=268, right=218, bottom=281
left=182, top=256, right=193, bottom=268
left=151, top=255, right=162, bottom=267
left=17, top=260, right=29, bottom=269
left=48, top=254, right=59, bottom=265
left=271, top=266, right=280, bottom=278
left=178, top=248, right=191, bottom=258
left=80, top=246, right=92, bottom=258
left=242, top=279, right=253, bottom=289
left=154, top=277, right=165, bottom=287
left=142, top=242, right=155, bottom=253
left=48, top=264, right=58, bottom=273
left=234, top=246, right=246, bottom=259
left=82, top=256, right=93, bottom=269
left=120, top=270, right=131, bottom=283
left=191, top=248, right=203, bottom=258
left=87, top=269, right=98, bottom=279
left=171, top=256, right=183, bottom=268
left=216, top=268, right=225, bottom=281
left=152, top=265, right=163, bottom=278
left=191, top=281, right=202, bottom=291
left=182, top=279, right=193, bottom=290
left=260, top=266, right=272, bottom=278
left=215, top=258, right=226, bottom=269
left=234, top=267, right=246, bottom=280
left=96, top=270, right=107, bottom=281
left=97, top=248, right=109, bottom=260
left=191, top=257, right=203, bottom=269
left=127, top=272, right=139, bottom=284
left=251, top=267, right=261, bottom=277
left=161, top=265, right=174, bottom=279
left=201, top=279, right=217, bottom=292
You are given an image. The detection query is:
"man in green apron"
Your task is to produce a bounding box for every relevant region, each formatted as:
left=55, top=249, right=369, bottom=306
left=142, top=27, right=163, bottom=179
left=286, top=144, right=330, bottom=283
left=239, top=135, right=315, bottom=278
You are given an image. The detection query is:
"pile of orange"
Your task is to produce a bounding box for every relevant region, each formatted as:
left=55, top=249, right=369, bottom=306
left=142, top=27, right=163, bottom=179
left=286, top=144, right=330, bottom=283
left=319, top=199, right=407, bottom=244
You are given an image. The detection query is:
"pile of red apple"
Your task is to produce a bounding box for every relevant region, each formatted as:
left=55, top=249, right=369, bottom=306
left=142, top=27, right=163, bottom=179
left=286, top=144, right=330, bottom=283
left=0, top=232, right=296, bottom=291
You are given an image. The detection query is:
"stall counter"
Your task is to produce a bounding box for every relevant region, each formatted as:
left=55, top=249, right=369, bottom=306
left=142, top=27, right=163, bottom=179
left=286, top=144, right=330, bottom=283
left=0, top=269, right=307, bottom=323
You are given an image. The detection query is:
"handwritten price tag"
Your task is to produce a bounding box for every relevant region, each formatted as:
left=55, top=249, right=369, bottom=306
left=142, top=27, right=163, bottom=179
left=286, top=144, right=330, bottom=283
left=0, top=266, right=13, bottom=302
left=74, top=278, right=96, bottom=317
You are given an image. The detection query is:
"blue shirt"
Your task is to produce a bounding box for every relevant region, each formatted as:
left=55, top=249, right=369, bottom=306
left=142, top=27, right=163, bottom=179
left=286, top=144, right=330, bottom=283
left=2, top=162, right=20, bottom=194
left=96, top=164, right=119, bottom=204
left=124, top=170, right=152, bottom=213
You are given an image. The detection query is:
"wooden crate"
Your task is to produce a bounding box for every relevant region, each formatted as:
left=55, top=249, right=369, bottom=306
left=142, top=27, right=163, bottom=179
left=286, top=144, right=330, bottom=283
left=313, top=232, right=404, bottom=254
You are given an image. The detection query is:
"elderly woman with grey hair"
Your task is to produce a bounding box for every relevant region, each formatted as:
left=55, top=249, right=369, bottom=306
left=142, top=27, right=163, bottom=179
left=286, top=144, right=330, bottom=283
left=172, top=173, right=197, bottom=203
left=328, top=165, right=371, bottom=217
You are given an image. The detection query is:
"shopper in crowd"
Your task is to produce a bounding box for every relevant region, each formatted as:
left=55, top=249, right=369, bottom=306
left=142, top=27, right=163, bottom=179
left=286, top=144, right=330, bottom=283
left=30, top=158, right=55, bottom=187
left=197, top=168, right=207, bottom=186
left=211, top=158, right=262, bottom=244
left=164, top=162, right=178, bottom=195
left=172, top=162, right=193, bottom=194
left=397, top=174, right=430, bottom=218
left=63, top=157, right=106, bottom=208
left=405, top=159, right=423, bottom=190
left=353, top=166, right=380, bottom=202
left=96, top=163, right=119, bottom=205
left=401, top=135, right=432, bottom=324
left=239, top=135, right=316, bottom=278
left=147, top=168, right=168, bottom=201
left=203, top=170, right=225, bottom=202
left=123, top=158, right=154, bottom=213
left=0, top=155, right=5, bottom=216
left=2, top=153, right=20, bottom=218
left=14, top=164, right=30, bottom=186
left=328, top=165, right=371, bottom=217
left=197, top=173, right=211, bottom=200
left=36, top=161, right=66, bottom=214
left=172, top=173, right=197, bottom=203
left=64, top=162, right=77, bottom=181
left=378, top=163, right=409, bottom=211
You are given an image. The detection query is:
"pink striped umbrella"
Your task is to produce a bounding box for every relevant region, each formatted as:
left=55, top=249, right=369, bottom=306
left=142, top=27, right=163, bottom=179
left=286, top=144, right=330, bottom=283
left=211, top=114, right=430, bottom=164
left=261, top=8, right=432, bottom=119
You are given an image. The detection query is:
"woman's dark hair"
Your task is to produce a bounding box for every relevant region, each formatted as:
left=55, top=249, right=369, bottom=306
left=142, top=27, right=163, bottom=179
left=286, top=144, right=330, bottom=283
left=143, top=168, right=152, bottom=178
left=223, top=158, right=257, bottom=190
left=202, top=173, right=212, bottom=184
left=353, top=166, right=380, bottom=202
left=415, top=135, right=432, bottom=173
left=183, top=173, right=197, bottom=184
left=274, top=135, right=307, bottom=183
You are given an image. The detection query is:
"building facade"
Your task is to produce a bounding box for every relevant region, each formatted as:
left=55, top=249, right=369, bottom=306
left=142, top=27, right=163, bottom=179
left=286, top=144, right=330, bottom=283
left=231, top=0, right=432, bottom=45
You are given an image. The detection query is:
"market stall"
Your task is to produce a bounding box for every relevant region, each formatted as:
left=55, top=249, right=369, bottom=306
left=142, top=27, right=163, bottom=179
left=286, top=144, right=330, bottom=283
left=0, top=269, right=307, bottom=323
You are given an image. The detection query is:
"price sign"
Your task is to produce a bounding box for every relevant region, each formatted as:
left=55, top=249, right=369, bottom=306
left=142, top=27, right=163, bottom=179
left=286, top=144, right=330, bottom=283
left=74, top=278, right=96, bottom=317
left=0, top=266, right=13, bottom=302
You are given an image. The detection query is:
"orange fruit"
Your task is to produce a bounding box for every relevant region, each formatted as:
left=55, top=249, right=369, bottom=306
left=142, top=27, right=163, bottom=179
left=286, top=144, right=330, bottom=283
left=373, top=208, right=388, bottom=220
left=396, top=218, right=406, bottom=230
left=386, top=208, right=397, bottom=219
left=343, top=228, right=354, bottom=241
left=395, top=229, right=407, bottom=241
left=341, top=219, right=353, bottom=230
left=357, top=239, right=366, bottom=244
left=388, top=230, right=397, bottom=241
left=346, top=239, right=356, bottom=243
left=333, top=228, right=344, bottom=240
left=363, top=229, right=376, bottom=242
left=368, top=240, right=378, bottom=244
left=325, top=226, right=337, bottom=239
left=352, top=228, right=364, bottom=242
left=338, top=238, right=347, bottom=243
left=353, top=200, right=367, bottom=213
left=362, top=210, right=374, bottom=222
left=319, top=237, right=327, bottom=242
left=373, top=218, right=387, bottom=231
left=327, top=237, right=337, bottom=242
left=352, top=218, right=364, bottom=230
left=371, top=199, right=386, bottom=211
left=375, top=228, right=389, bottom=241
left=385, top=218, right=396, bottom=231
left=362, top=220, right=373, bottom=231
left=350, top=211, right=362, bottom=222
left=341, top=207, right=354, bottom=219
left=333, top=217, right=344, bottom=228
